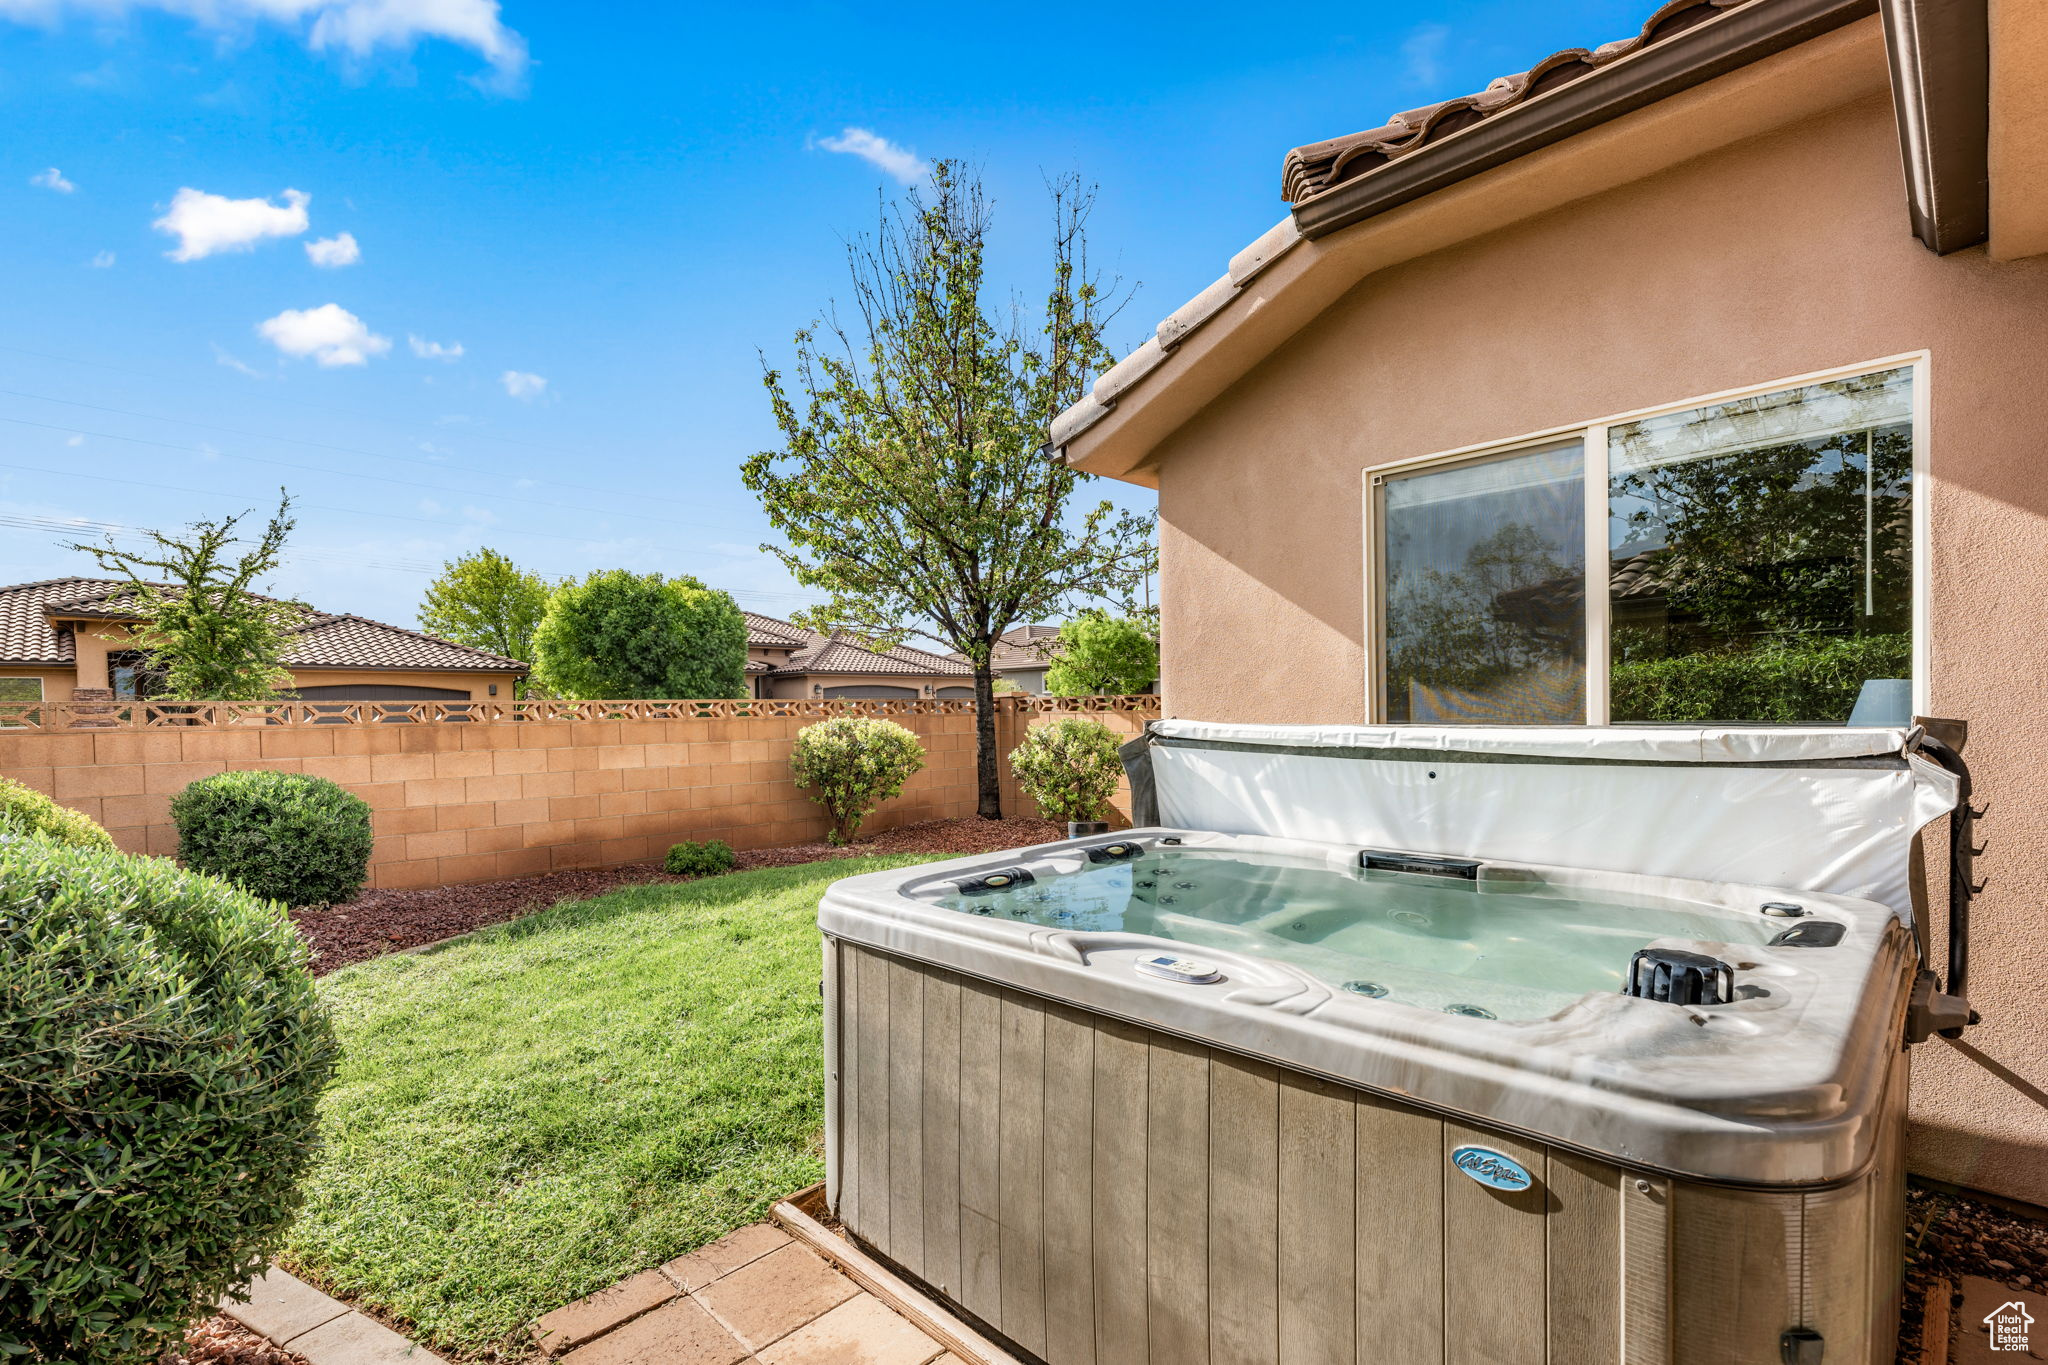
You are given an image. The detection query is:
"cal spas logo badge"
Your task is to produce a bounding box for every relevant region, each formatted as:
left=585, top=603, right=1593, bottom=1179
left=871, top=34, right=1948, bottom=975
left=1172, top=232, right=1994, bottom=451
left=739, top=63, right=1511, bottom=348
left=1449, top=1145, right=1533, bottom=1192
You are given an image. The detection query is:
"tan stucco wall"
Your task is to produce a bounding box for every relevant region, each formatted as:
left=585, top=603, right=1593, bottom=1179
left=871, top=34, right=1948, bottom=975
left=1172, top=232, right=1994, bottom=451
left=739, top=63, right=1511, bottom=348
left=1145, top=92, right=2048, bottom=1203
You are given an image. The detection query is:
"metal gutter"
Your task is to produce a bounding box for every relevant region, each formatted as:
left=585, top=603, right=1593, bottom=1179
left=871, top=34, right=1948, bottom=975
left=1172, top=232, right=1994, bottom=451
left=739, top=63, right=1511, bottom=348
left=1291, top=0, right=1878, bottom=240
left=1879, top=0, right=1990, bottom=254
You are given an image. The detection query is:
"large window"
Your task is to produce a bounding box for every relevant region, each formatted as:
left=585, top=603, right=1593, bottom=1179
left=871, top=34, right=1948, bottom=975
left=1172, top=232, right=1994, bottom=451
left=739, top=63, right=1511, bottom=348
left=1373, top=361, right=1919, bottom=726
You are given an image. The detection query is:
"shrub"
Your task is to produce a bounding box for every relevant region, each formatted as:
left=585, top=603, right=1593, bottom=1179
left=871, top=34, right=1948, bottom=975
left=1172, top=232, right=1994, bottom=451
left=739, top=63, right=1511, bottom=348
left=1610, top=632, right=1911, bottom=724
left=530, top=569, right=748, bottom=700
left=790, top=717, right=925, bottom=843
left=1044, top=611, right=1158, bottom=696
left=0, top=835, right=338, bottom=1365
left=1009, top=718, right=1126, bottom=824
left=664, top=839, right=736, bottom=876
left=0, top=776, right=115, bottom=850
left=171, top=770, right=373, bottom=907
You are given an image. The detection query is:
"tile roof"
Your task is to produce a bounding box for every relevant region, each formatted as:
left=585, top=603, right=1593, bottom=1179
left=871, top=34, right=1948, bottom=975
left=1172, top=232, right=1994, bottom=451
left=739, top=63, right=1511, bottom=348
left=1281, top=0, right=1752, bottom=203
left=744, top=611, right=813, bottom=649
left=948, top=624, right=1064, bottom=672
left=743, top=610, right=973, bottom=678
left=774, top=634, right=972, bottom=678
left=0, top=576, right=526, bottom=673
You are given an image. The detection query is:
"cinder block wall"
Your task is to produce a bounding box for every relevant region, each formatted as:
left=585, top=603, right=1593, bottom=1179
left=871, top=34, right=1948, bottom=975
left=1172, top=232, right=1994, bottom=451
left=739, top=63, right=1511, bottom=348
left=0, top=701, right=1155, bottom=890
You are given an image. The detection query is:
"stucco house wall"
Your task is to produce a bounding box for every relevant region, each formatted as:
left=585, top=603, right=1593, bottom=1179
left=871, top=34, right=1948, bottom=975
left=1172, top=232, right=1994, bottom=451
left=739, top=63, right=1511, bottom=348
left=40, top=622, right=514, bottom=701
left=1127, top=89, right=2048, bottom=1201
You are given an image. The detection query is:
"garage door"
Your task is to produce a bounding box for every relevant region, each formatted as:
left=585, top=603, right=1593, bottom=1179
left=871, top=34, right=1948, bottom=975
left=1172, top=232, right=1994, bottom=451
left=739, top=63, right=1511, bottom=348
left=822, top=685, right=919, bottom=699
left=936, top=686, right=974, bottom=698
left=292, top=684, right=476, bottom=701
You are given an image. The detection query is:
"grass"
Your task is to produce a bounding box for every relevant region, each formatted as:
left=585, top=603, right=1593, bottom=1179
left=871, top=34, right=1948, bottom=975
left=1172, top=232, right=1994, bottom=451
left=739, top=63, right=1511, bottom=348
left=282, top=855, right=938, bottom=1355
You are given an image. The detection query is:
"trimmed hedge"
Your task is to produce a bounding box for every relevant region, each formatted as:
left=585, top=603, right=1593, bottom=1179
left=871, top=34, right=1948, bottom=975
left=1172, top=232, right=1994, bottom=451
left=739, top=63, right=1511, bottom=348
left=171, top=770, right=373, bottom=907
left=0, top=835, right=338, bottom=1365
left=0, top=776, right=115, bottom=850
left=789, top=717, right=925, bottom=844
left=1009, top=718, right=1126, bottom=824
left=663, top=839, right=736, bottom=876
left=1610, top=633, right=1911, bottom=724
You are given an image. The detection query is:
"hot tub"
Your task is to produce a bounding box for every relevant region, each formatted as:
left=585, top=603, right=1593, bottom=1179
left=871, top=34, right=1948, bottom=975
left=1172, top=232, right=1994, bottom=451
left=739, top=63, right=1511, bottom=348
left=817, top=723, right=1975, bottom=1365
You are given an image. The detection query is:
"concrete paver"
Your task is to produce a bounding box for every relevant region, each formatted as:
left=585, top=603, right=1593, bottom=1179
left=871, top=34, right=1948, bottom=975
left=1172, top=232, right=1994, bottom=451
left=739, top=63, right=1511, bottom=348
left=533, top=1270, right=679, bottom=1355
left=691, top=1243, right=860, bottom=1351
left=1956, top=1275, right=2047, bottom=1362
left=288, top=1312, right=440, bottom=1365
left=754, top=1294, right=948, bottom=1365
left=559, top=1298, right=750, bottom=1365
left=221, top=1267, right=351, bottom=1345
left=659, top=1222, right=792, bottom=1292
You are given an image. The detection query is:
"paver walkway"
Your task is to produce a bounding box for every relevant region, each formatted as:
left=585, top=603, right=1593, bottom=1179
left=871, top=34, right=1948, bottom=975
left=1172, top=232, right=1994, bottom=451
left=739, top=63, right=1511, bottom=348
left=533, top=1222, right=962, bottom=1365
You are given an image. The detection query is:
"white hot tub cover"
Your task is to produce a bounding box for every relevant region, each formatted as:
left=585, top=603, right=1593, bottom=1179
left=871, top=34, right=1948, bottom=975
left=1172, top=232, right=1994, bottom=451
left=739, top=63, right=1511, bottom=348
left=1125, top=722, right=1959, bottom=920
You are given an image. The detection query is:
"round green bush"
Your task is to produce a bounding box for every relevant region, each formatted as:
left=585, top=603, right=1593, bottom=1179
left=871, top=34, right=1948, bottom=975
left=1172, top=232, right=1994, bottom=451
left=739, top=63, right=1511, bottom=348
left=664, top=839, right=736, bottom=876
left=0, top=834, right=339, bottom=1365
left=790, top=717, right=925, bottom=844
left=171, top=770, right=373, bottom=907
left=0, top=775, right=115, bottom=850
left=1009, top=718, right=1126, bottom=825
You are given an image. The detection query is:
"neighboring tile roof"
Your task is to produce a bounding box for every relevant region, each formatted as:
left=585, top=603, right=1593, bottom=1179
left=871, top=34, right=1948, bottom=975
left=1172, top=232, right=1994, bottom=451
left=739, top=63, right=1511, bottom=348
left=744, top=611, right=813, bottom=649
left=775, top=634, right=972, bottom=678
left=743, top=610, right=973, bottom=678
left=947, top=624, right=1064, bottom=673
left=0, top=576, right=525, bottom=673
left=1281, top=0, right=1753, bottom=203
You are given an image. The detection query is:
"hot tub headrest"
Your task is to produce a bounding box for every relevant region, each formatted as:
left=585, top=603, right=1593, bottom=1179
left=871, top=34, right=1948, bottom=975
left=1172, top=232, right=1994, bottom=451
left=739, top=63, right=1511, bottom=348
left=1123, top=721, right=1960, bottom=920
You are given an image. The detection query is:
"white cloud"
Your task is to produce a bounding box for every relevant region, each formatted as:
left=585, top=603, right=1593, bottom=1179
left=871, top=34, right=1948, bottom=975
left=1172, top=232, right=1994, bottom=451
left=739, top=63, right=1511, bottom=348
left=155, top=186, right=309, bottom=261
left=816, top=127, right=927, bottom=185
left=31, top=166, right=75, bottom=193
left=65, top=434, right=84, bottom=447
left=256, top=302, right=390, bottom=367
left=304, top=230, right=359, bottom=267
left=1401, top=24, right=1449, bottom=88
left=408, top=333, right=463, bottom=360
left=89, top=249, right=114, bottom=267
left=499, top=369, right=546, bottom=400
left=0, top=0, right=528, bottom=88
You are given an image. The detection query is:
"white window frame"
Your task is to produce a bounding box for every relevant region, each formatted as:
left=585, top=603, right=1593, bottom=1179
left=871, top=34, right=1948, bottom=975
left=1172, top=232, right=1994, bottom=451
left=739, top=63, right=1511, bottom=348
left=1362, top=351, right=1931, bottom=725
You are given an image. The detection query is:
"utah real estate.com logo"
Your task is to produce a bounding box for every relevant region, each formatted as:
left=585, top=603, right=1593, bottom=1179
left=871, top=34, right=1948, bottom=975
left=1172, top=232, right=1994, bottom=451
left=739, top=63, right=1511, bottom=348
left=1984, top=1298, right=2034, bottom=1352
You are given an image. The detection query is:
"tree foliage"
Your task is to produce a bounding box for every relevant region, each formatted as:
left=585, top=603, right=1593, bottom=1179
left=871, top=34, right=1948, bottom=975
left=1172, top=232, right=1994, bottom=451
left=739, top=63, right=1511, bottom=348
left=418, top=547, right=553, bottom=692
left=744, top=162, right=1156, bottom=817
left=67, top=491, right=304, bottom=701
left=530, top=569, right=747, bottom=700
left=1044, top=611, right=1158, bottom=696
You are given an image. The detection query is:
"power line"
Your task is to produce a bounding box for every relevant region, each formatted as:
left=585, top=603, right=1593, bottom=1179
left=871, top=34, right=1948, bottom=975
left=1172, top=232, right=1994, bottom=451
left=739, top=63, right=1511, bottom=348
left=0, top=385, right=767, bottom=520
left=0, top=413, right=769, bottom=547
left=0, top=506, right=828, bottom=605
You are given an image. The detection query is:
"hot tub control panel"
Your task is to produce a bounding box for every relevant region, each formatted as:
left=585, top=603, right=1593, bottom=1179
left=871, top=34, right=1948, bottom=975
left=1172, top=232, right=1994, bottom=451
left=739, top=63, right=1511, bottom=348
left=1135, top=954, right=1223, bottom=985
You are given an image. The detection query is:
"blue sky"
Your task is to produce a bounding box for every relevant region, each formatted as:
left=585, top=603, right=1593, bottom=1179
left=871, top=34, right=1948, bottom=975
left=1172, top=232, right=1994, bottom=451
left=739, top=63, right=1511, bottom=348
left=2, top=0, right=1654, bottom=633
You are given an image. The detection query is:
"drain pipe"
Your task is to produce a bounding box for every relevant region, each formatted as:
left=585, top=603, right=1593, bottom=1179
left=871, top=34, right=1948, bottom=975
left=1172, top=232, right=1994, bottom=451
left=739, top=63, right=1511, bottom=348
left=1908, top=723, right=1980, bottom=1042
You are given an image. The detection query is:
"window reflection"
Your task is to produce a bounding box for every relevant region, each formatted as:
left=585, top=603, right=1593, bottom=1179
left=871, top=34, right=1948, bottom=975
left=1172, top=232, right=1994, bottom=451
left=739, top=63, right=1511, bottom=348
left=1607, top=367, right=1912, bottom=724
left=1381, top=441, right=1586, bottom=723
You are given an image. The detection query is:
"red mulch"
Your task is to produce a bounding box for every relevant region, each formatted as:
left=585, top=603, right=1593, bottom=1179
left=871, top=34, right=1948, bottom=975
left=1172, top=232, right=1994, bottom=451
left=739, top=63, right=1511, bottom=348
left=291, top=816, right=1064, bottom=975
left=169, top=1316, right=310, bottom=1365
left=1900, top=1182, right=2048, bottom=1360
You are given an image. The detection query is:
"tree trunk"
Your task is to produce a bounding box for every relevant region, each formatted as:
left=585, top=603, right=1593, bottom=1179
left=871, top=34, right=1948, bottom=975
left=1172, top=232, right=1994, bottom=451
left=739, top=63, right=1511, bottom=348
left=973, top=663, right=1003, bottom=819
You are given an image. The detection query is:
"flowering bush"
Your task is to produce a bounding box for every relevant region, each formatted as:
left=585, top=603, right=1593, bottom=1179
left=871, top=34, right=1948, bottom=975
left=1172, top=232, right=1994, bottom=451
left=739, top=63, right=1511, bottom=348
left=789, top=717, right=925, bottom=843
left=0, top=775, right=115, bottom=850
left=1009, top=718, right=1125, bottom=824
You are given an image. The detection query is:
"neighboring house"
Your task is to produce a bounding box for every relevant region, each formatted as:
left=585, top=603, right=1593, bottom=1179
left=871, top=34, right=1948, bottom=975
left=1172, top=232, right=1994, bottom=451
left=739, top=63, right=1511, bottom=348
left=0, top=577, right=526, bottom=703
left=1051, top=2, right=2048, bottom=1208
left=950, top=623, right=1063, bottom=694
left=744, top=611, right=973, bottom=699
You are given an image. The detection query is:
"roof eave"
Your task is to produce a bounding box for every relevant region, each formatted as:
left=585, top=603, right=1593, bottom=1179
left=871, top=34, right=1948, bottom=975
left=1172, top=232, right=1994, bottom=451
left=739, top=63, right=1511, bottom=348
left=1057, top=13, right=1892, bottom=484
left=1293, top=0, right=1878, bottom=240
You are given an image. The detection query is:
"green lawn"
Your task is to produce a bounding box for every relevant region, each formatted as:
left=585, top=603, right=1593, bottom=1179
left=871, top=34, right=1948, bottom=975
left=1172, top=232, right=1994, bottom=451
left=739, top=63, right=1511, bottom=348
left=283, top=856, right=937, bottom=1356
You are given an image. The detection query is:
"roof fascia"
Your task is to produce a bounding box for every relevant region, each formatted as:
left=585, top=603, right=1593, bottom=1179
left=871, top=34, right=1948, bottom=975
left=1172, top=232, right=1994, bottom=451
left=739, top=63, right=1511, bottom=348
left=1293, top=0, right=1877, bottom=239
left=1062, top=16, right=1890, bottom=485
left=1880, top=0, right=1991, bottom=253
